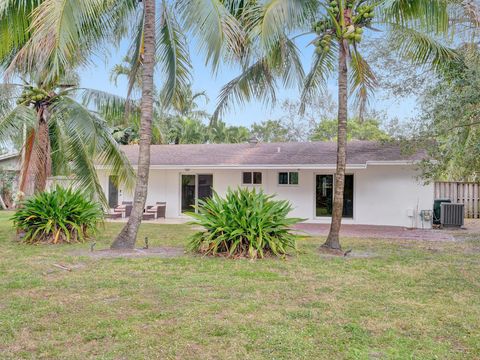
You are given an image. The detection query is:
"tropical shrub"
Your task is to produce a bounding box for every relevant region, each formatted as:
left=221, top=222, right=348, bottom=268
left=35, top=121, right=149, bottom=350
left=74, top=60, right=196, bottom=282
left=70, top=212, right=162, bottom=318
left=187, top=188, right=303, bottom=259
left=12, top=186, right=103, bottom=244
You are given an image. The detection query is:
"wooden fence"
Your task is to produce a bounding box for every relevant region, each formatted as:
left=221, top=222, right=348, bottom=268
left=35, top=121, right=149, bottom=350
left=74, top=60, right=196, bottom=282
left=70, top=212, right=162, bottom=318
left=434, top=182, right=480, bottom=219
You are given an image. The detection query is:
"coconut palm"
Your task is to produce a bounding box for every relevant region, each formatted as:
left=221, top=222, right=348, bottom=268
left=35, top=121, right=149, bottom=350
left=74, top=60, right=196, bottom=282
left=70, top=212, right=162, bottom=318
left=0, top=79, right=134, bottom=204
left=213, top=0, right=464, bottom=250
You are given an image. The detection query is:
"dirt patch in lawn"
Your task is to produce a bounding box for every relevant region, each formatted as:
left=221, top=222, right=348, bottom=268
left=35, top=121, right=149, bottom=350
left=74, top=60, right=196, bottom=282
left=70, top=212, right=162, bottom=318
left=72, top=247, right=184, bottom=259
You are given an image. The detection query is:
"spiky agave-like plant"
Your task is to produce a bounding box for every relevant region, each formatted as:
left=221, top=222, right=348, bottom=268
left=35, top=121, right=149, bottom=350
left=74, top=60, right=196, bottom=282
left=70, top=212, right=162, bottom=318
left=12, top=186, right=103, bottom=244
left=187, top=188, right=303, bottom=259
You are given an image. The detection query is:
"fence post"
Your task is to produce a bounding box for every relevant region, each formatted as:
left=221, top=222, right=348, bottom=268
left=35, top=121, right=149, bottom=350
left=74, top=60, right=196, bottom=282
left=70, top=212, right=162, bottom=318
left=474, top=184, right=479, bottom=219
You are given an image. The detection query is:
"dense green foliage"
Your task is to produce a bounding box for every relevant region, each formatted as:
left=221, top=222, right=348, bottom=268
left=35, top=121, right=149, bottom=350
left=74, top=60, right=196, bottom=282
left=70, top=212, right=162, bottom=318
left=162, top=118, right=250, bottom=145
left=250, top=119, right=291, bottom=142
left=416, top=48, right=480, bottom=181
left=12, top=187, right=103, bottom=244
left=188, top=188, right=302, bottom=259
left=310, top=118, right=391, bottom=141
left=108, top=94, right=392, bottom=145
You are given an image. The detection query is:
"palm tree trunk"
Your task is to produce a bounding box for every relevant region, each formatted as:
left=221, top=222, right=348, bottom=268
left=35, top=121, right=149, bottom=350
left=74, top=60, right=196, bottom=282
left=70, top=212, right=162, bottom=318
left=18, top=129, right=36, bottom=197
left=34, top=106, right=51, bottom=193
left=111, top=0, right=155, bottom=249
left=18, top=105, right=52, bottom=197
left=323, top=41, right=348, bottom=250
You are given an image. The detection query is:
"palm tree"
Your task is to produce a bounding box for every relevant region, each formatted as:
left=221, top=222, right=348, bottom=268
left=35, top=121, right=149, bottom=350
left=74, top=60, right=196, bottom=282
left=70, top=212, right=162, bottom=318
left=110, top=0, right=156, bottom=248
left=0, top=76, right=134, bottom=205
left=213, top=0, right=462, bottom=250
left=208, top=120, right=251, bottom=143
left=170, top=88, right=209, bottom=119
left=1, top=0, right=250, bottom=248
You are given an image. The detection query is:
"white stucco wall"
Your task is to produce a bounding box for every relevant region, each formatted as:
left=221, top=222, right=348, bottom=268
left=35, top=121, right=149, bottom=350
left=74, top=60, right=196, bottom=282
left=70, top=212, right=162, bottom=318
left=97, top=164, right=434, bottom=228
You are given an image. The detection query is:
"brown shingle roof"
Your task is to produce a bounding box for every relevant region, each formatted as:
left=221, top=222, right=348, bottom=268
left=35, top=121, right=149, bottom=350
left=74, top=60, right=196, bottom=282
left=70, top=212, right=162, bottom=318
left=119, top=141, right=425, bottom=167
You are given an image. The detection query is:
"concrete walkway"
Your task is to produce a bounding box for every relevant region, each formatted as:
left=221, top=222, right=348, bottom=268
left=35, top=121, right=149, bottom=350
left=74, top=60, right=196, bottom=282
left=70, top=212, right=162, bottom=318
left=292, top=223, right=456, bottom=241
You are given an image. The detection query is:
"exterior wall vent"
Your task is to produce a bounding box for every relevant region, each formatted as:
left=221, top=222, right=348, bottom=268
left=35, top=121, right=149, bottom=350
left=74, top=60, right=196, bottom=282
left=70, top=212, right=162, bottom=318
left=440, top=203, right=464, bottom=227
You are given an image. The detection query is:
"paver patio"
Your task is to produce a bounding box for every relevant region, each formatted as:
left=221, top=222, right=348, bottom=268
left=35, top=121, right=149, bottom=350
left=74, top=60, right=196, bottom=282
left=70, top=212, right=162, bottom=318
left=292, top=223, right=456, bottom=241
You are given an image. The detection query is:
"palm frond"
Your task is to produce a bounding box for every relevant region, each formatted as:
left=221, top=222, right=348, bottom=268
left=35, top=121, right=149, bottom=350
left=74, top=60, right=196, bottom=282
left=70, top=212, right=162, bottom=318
left=0, top=104, right=36, bottom=148
left=381, top=0, right=450, bottom=34
left=0, top=83, right=22, bottom=116
left=212, top=34, right=304, bottom=123
left=0, top=0, right=41, bottom=67
left=5, top=0, right=134, bottom=83
left=81, top=88, right=138, bottom=125
left=300, top=47, right=336, bottom=114
left=461, top=0, right=480, bottom=28
left=124, top=7, right=145, bottom=100
left=386, top=22, right=459, bottom=71
left=178, top=0, right=247, bottom=70
left=254, top=0, right=317, bottom=51
left=349, top=48, right=377, bottom=121
left=158, top=1, right=192, bottom=107
left=269, top=37, right=305, bottom=89
left=49, top=97, right=135, bottom=206
left=212, top=59, right=276, bottom=124
left=191, top=91, right=209, bottom=105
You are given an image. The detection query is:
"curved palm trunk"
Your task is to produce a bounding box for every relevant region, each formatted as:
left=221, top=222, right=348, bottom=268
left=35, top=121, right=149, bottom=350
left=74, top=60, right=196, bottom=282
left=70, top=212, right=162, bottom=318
left=323, top=41, right=348, bottom=250
left=111, top=0, right=155, bottom=249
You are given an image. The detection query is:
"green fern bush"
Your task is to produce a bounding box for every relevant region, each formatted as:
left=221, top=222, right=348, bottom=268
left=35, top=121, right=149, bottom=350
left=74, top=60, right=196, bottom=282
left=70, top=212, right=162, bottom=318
left=187, top=188, right=303, bottom=259
left=12, top=186, right=103, bottom=244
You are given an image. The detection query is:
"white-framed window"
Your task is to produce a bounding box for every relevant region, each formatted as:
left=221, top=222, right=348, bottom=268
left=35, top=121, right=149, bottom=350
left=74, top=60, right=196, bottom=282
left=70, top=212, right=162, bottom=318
left=278, top=171, right=299, bottom=185
left=242, top=171, right=262, bottom=185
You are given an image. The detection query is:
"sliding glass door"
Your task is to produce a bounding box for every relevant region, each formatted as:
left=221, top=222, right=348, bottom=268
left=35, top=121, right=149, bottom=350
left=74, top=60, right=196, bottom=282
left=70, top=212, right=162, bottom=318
left=181, top=175, right=196, bottom=213
left=315, top=174, right=354, bottom=218
left=181, top=174, right=213, bottom=213
left=316, top=175, right=334, bottom=217
left=343, top=175, right=354, bottom=218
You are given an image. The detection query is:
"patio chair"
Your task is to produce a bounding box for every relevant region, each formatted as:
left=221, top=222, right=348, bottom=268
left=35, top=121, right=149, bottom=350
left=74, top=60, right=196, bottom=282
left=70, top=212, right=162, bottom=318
left=146, top=202, right=166, bottom=219
left=105, top=211, right=122, bottom=220
left=142, top=212, right=156, bottom=220
left=113, top=201, right=133, bottom=218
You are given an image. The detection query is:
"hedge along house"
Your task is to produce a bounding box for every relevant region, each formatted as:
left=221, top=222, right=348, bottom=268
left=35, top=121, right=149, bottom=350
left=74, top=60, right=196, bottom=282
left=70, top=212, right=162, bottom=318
left=96, top=140, right=434, bottom=229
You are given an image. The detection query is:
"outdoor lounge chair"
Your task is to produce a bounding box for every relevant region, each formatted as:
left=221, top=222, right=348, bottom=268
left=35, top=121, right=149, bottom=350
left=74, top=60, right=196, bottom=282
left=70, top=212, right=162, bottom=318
left=145, top=202, right=166, bottom=219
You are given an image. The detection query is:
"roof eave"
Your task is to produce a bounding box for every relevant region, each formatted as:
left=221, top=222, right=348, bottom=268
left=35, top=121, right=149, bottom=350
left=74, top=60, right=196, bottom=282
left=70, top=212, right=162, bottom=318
left=95, top=161, right=419, bottom=170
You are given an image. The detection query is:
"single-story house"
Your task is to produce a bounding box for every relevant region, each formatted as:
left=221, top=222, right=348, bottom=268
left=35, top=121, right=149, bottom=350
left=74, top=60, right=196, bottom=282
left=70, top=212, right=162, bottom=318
left=96, top=140, right=434, bottom=229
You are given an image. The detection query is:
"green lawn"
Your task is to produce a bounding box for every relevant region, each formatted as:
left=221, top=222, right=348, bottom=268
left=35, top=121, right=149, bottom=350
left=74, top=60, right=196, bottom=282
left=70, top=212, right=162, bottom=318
left=1, top=212, right=479, bottom=359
